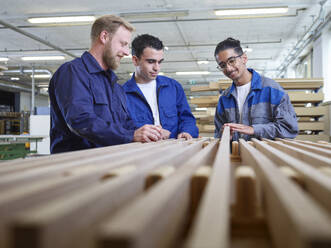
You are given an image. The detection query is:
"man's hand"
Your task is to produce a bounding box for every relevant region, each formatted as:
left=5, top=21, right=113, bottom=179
left=177, top=132, right=193, bottom=140
left=223, top=123, right=254, bottom=135
left=133, top=125, right=162, bottom=142
left=160, top=128, right=171, bottom=140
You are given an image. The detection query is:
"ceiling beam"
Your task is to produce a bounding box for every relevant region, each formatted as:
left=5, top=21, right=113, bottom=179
left=0, top=19, right=78, bottom=58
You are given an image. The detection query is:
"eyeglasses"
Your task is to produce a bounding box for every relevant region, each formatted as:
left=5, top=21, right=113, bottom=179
left=216, top=54, right=243, bottom=71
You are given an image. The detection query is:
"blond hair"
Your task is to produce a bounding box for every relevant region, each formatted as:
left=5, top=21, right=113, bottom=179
left=90, top=15, right=135, bottom=43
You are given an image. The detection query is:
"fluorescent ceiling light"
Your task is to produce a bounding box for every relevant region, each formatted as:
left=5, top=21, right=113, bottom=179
left=0, top=57, right=9, bottom=62
left=30, top=74, right=51, bottom=79
left=28, top=16, right=95, bottom=24
left=11, top=77, right=20, bottom=81
left=120, top=10, right=188, bottom=19
left=22, top=56, right=65, bottom=61
left=195, top=107, right=208, bottom=111
left=214, top=7, right=288, bottom=16
left=197, top=60, right=209, bottom=65
left=176, top=71, right=210, bottom=75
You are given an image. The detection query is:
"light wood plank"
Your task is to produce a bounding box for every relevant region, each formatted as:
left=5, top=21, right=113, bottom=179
left=294, top=106, right=326, bottom=117
left=185, top=126, right=231, bottom=248
left=97, top=140, right=219, bottom=248
left=275, top=138, right=331, bottom=158
left=298, top=122, right=324, bottom=131
left=288, top=92, right=324, bottom=103
left=253, top=138, right=331, bottom=213
left=11, top=139, right=207, bottom=248
left=240, top=139, right=331, bottom=248
left=264, top=139, right=331, bottom=168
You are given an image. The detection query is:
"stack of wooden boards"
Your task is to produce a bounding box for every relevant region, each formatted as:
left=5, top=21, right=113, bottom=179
left=0, top=128, right=330, bottom=248
left=191, top=78, right=329, bottom=141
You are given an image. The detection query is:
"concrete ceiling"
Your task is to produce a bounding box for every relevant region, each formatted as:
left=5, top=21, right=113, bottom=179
left=0, top=0, right=330, bottom=94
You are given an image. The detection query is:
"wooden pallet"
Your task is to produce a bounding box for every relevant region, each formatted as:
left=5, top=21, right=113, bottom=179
left=191, top=78, right=324, bottom=92
left=0, top=130, right=330, bottom=248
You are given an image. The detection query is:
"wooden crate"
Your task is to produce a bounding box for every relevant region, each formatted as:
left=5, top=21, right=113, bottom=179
left=0, top=129, right=330, bottom=248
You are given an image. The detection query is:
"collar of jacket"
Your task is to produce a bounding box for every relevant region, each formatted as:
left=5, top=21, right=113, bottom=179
left=124, top=73, right=169, bottom=93
left=81, top=51, right=118, bottom=83
left=225, top=68, right=262, bottom=98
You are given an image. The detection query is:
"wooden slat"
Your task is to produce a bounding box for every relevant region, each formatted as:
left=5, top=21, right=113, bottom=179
left=10, top=140, right=207, bottom=248
left=288, top=92, right=324, bottom=103
left=190, top=166, right=211, bottom=222
left=240, top=139, right=331, bottom=248
left=275, top=138, right=331, bottom=158
left=294, top=106, right=326, bottom=117
left=97, top=139, right=219, bottom=248
left=252, top=138, right=331, bottom=213
left=0, top=141, right=195, bottom=247
left=0, top=139, right=171, bottom=176
left=144, top=166, right=175, bottom=189
left=185, top=126, right=231, bottom=248
left=294, top=140, right=331, bottom=150
left=298, top=122, right=324, bottom=130
left=264, top=139, right=331, bottom=168
left=233, top=166, right=257, bottom=218
left=295, top=134, right=330, bottom=142
left=208, top=78, right=323, bottom=91
left=190, top=85, right=219, bottom=92
left=0, top=140, right=184, bottom=191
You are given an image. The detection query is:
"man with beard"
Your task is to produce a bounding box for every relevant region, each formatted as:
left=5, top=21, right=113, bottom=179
left=49, top=15, right=162, bottom=154
left=123, top=34, right=198, bottom=140
left=214, top=37, right=298, bottom=140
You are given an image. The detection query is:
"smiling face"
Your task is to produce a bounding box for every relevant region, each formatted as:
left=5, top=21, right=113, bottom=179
left=215, top=48, right=248, bottom=83
left=102, top=25, right=131, bottom=70
left=133, top=47, right=164, bottom=84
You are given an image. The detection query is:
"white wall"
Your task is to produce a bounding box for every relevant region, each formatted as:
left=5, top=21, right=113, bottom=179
left=20, top=92, right=49, bottom=112
left=313, top=28, right=331, bottom=102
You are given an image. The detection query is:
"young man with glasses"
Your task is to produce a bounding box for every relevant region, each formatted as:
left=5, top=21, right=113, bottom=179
left=214, top=37, right=298, bottom=140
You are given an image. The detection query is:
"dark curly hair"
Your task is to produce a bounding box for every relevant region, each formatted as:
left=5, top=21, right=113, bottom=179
left=214, top=37, right=243, bottom=58
left=132, top=34, right=164, bottom=58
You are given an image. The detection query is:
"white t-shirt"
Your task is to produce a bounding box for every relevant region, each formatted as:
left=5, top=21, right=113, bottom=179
left=236, top=82, right=251, bottom=121
left=137, top=80, right=160, bottom=125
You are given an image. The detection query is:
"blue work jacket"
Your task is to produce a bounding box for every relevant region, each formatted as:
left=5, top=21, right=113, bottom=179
left=215, top=69, right=298, bottom=140
left=123, top=75, right=199, bottom=138
left=49, top=52, right=136, bottom=154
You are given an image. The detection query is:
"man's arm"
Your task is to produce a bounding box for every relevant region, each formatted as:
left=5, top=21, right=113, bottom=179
left=54, top=64, right=158, bottom=145
left=251, top=94, right=298, bottom=139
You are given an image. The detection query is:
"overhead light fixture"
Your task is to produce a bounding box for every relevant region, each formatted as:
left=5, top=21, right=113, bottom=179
left=0, top=57, right=9, bottom=62
left=176, top=71, right=210, bottom=75
left=30, top=74, right=51, bottom=79
left=197, top=60, right=209, bottom=65
left=195, top=107, right=208, bottom=111
left=120, top=10, right=188, bottom=19
left=214, top=7, right=288, bottom=18
left=28, top=16, right=95, bottom=24
left=11, top=77, right=20, bottom=81
left=22, top=56, right=65, bottom=61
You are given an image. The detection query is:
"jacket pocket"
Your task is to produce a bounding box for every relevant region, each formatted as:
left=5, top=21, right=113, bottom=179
left=91, top=88, right=109, bottom=118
